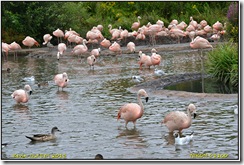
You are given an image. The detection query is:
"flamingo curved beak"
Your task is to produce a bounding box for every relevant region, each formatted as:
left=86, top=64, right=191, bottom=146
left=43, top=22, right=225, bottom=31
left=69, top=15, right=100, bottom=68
left=29, top=91, right=32, bottom=95
left=145, top=97, right=149, bottom=102
left=193, top=113, right=197, bottom=118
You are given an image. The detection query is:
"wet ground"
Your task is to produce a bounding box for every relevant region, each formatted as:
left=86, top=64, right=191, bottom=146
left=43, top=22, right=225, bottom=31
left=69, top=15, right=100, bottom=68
left=1, top=41, right=239, bottom=160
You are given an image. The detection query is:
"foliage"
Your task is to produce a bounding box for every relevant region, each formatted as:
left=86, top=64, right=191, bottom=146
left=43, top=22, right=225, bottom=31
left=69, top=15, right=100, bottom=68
left=1, top=1, right=235, bottom=44
left=206, top=41, right=238, bottom=87
left=226, top=2, right=239, bottom=42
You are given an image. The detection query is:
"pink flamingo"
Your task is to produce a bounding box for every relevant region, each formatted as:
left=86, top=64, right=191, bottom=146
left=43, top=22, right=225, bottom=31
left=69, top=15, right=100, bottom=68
left=212, top=21, right=223, bottom=31
left=43, top=34, right=53, bottom=45
left=200, top=20, right=208, bottom=27
left=186, top=24, right=195, bottom=32
left=90, top=48, right=101, bottom=57
left=109, top=42, right=121, bottom=55
left=71, top=39, right=88, bottom=57
left=9, top=41, right=22, bottom=59
left=127, top=42, right=136, bottom=53
left=190, top=36, right=213, bottom=73
left=177, top=21, right=187, bottom=30
left=100, top=38, right=111, bottom=48
left=131, top=16, right=141, bottom=31
left=135, top=28, right=146, bottom=40
left=53, top=28, right=64, bottom=44
left=117, top=89, right=149, bottom=128
left=97, top=24, right=103, bottom=32
left=87, top=55, right=96, bottom=70
left=148, top=22, right=163, bottom=46
left=138, top=51, right=153, bottom=69
left=190, top=36, right=213, bottom=50
left=189, top=16, right=198, bottom=29
left=54, top=72, right=69, bottom=91
left=2, top=42, right=10, bottom=61
left=170, top=25, right=186, bottom=43
left=150, top=48, right=161, bottom=67
left=11, top=84, right=32, bottom=104
left=22, top=36, right=40, bottom=49
left=162, top=103, right=197, bottom=133
left=203, top=25, right=212, bottom=34
left=57, top=43, right=67, bottom=60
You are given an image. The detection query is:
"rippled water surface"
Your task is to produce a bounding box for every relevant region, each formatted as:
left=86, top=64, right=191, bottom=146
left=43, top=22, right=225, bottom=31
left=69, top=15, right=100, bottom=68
left=1, top=49, right=239, bottom=160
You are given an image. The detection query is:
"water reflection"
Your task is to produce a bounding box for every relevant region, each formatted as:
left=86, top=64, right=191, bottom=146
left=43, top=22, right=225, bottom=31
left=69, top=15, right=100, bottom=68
left=56, top=91, right=69, bottom=100
left=116, top=127, right=147, bottom=149
left=13, top=104, right=29, bottom=111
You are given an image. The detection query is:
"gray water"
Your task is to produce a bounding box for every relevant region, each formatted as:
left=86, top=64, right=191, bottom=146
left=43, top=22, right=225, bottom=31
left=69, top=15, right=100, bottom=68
left=1, top=49, right=239, bottom=160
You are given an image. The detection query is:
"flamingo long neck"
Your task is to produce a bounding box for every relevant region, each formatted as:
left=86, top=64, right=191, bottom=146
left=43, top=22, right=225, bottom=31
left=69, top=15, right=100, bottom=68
left=185, top=109, right=192, bottom=127
left=137, top=94, right=144, bottom=116
left=83, top=40, right=87, bottom=50
left=137, top=18, right=140, bottom=24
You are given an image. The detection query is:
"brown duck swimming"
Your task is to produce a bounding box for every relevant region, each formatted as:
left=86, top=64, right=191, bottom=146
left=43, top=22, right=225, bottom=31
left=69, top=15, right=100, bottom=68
left=25, top=127, right=61, bottom=142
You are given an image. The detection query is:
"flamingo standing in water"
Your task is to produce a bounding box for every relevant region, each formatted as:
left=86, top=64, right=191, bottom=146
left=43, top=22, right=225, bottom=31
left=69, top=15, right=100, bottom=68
left=2, top=42, right=10, bottom=61
left=138, top=51, right=153, bottom=69
left=43, top=34, right=53, bottom=45
left=90, top=48, right=101, bottom=58
left=71, top=39, right=88, bottom=57
left=150, top=49, right=162, bottom=67
left=53, top=28, right=64, bottom=44
left=11, top=85, right=32, bottom=104
left=57, top=43, right=67, bottom=60
left=131, top=16, right=141, bottom=30
left=117, top=89, right=149, bottom=128
left=9, top=41, right=22, bottom=60
left=109, top=42, right=121, bottom=55
left=87, top=55, right=96, bottom=70
left=54, top=72, right=69, bottom=91
left=162, top=103, right=197, bottom=133
left=22, top=36, right=40, bottom=48
left=127, top=42, right=136, bottom=53
left=100, top=38, right=111, bottom=48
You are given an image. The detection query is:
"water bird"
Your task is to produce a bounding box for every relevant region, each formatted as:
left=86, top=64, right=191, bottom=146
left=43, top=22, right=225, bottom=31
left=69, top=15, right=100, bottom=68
left=2, top=143, right=9, bottom=148
left=47, top=42, right=54, bottom=50
left=131, top=16, right=142, bottom=30
left=117, top=89, right=149, bottom=128
left=154, top=68, right=165, bottom=77
left=43, top=34, right=53, bottom=45
left=234, top=105, right=238, bottom=114
left=22, top=36, right=40, bottom=48
left=9, top=41, right=22, bottom=59
left=25, top=127, right=61, bottom=142
left=162, top=104, right=197, bottom=133
left=2, top=42, right=10, bottom=61
left=132, top=75, right=144, bottom=83
left=87, top=55, right=96, bottom=70
left=95, top=154, right=103, bottom=160
left=11, top=85, right=32, bottom=104
left=54, top=72, right=69, bottom=91
left=23, top=76, right=35, bottom=82
left=175, top=132, right=194, bottom=145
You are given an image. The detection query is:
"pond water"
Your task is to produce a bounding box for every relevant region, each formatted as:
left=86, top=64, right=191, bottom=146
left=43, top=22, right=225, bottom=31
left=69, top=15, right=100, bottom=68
left=1, top=48, right=239, bottom=160
left=165, top=77, right=238, bottom=94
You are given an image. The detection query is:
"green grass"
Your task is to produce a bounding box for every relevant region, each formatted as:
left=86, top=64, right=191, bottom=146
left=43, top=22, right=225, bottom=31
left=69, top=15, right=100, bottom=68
left=206, top=41, right=238, bottom=87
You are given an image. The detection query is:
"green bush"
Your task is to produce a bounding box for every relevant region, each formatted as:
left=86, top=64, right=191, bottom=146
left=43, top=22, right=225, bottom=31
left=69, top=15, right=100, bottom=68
left=206, top=41, right=238, bottom=87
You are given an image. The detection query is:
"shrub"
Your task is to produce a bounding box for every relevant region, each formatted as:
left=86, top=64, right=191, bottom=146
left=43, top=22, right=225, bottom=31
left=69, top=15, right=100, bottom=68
left=206, top=41, right=238, bottom=87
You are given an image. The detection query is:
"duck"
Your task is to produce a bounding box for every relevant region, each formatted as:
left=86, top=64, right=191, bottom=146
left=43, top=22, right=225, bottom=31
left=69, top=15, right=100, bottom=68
left=132, top=75, right=144, bottom=83
left=234, top=105, right=238, bottom=114
left=25, top=127, right=61, bottom=142
left=154, top=68, right=165, bottom=77
left=23, top=76, right=35, bottom=82
left=174, top=132, right=194, bottom=145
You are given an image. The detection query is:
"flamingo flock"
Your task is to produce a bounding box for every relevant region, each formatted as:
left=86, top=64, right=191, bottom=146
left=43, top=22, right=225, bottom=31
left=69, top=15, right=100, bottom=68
left=6, top=16, right=225, bottom=147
